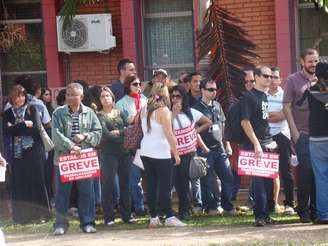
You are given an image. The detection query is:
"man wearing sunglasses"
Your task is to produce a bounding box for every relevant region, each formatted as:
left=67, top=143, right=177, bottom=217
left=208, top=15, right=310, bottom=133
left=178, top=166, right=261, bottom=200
left=193, top=78, right=236, bottom=216
left=240, top=65, right=275, bottom=226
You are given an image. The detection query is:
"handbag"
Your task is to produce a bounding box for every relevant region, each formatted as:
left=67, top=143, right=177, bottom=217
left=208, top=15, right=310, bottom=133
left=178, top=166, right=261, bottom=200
left=189, top=153, right=208, bottom=180
left=123, top=113, right=143, bottom=150
left=39, top=124, right=54, bottom=152
left=174, top=114, right=208, bottom=179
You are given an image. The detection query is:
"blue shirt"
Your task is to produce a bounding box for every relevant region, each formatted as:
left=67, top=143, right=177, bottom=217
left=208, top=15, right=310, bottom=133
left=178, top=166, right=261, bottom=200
left=110, top=80, right=124, bottom=101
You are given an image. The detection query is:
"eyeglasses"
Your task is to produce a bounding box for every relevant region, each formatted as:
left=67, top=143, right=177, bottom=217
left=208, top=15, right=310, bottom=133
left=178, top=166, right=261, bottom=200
left=171, top=94, right=182, bottom=99
left=245, top=80, right=255, bottom=84
left=204, top=88, right=216, bottom=92
left=131, top=82, right=141, bottom=87
left=272, top=75, right=280, bottom=80
left=261, top=74, right=273, bottom=79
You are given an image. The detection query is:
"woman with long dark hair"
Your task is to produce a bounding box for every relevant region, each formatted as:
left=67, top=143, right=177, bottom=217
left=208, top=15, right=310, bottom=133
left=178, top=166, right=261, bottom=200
left=3, top=85, right=50, bottom=224
left=170, top=85, right=212, bottom=220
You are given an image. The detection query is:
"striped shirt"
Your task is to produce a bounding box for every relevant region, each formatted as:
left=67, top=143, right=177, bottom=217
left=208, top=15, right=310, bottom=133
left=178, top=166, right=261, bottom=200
left=69, top=107, right=82, bottom=137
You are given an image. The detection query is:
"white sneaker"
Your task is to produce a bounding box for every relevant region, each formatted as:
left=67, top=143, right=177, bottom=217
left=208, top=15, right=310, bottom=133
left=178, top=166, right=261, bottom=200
left=53, top=227, right=65, bottom=236
left=208, top=207, right=223, bottom=216
left=148, top=217, right=162, bottom=228
left=106, top=221, right=115, bottom=226
left=192, top=206, right=203, bottom=215
left=82, top=225, right=96, bottom=233
left=164, top=216, right=187, bottom=227
left=284, top=205, right=296, bottom=215
left=275, top=204, right=284, bottom=214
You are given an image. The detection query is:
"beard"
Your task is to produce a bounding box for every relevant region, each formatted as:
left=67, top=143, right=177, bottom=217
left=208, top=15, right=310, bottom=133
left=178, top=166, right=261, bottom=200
left=303, top=64, right=316, bottom=75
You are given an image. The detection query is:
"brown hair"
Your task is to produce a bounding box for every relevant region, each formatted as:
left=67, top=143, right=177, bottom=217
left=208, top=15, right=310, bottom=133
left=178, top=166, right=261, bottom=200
left=8, top=84, right=28, bottom=105
left=96, top=86, right=116, bottom=111
left=301, top=48, right=318, bottom=60
left=124, top=74, right=139, bottom=95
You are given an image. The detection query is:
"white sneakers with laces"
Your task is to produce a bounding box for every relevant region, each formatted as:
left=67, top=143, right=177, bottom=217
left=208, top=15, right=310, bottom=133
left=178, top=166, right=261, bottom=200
left=164, top=216, right=187, bottom=227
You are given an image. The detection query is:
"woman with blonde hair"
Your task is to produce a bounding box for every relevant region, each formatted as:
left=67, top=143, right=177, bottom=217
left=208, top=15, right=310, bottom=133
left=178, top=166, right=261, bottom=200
left=140, top=83, right=185, bottom=228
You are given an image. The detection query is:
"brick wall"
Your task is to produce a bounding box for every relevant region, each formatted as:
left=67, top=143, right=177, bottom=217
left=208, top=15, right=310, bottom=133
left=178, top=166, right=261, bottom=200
left=216, top=0, right=277, bottom=67
left=60, top=1, right=123, bottom=85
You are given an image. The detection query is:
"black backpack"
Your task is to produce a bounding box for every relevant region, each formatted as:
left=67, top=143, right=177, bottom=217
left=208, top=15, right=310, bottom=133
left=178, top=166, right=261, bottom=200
left=224, top=100, right=247, bottom=144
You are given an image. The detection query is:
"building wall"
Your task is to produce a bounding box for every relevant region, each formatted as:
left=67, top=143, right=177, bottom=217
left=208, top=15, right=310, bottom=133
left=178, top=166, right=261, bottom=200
left=60, top=1, right=123, bottom=86
left=216, top=0, right=278, bottom=67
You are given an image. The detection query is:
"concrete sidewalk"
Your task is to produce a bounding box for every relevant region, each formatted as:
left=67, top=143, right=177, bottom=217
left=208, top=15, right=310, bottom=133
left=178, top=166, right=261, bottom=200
left=5, top=223, right=328, bottom=246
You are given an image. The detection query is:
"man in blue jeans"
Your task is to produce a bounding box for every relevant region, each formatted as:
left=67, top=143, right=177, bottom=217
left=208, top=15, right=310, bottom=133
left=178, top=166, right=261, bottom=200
left=193, top=78, right=235, bottom=215
left=240, top=66, right=275, bottom=226
left=52, top=83, right=102, bottom=235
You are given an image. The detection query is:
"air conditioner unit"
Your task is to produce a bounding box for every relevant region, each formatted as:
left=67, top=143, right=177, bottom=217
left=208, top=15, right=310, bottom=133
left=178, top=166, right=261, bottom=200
left=56, top=14, right=116, bottom=53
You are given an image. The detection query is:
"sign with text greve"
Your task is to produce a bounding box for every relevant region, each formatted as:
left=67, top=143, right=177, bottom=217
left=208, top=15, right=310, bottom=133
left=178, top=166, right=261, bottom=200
left=238, top=150, right=279, bottom=179
left=58, top=148, right=100, bottom=183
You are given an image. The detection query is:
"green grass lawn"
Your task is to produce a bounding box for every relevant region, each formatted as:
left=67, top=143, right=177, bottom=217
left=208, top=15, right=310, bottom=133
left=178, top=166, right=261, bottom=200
left=0, top=212, right=300, bottom=234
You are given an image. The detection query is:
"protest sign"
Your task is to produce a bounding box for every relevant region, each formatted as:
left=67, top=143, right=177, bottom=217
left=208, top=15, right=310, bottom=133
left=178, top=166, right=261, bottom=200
left=174, top=124, right=197, bottom=155
left=238, top=150, right=279, bottom=179
left=58, top=148, right=100, bottom=183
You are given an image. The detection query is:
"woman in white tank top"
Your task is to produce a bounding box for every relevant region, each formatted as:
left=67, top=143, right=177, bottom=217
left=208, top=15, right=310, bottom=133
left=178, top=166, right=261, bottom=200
left=140, top=83, right=185, bottom=228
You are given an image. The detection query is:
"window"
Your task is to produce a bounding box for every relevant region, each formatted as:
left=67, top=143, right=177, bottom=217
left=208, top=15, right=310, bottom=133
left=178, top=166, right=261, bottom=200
left=0, top=0, right=46, bottom=95
left=142, top=0, right=195, bottom=80
left=297, top=0, right=328, bottom=61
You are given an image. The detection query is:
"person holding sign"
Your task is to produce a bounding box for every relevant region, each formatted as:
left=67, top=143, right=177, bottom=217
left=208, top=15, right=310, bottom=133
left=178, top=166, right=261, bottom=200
left=96, top=87, right=133, bottom=225
left=170, top=85, right=212, bottom=220
left=240, top=66, right=276, bottom=226
left=52, top=83, right=102, bottom=235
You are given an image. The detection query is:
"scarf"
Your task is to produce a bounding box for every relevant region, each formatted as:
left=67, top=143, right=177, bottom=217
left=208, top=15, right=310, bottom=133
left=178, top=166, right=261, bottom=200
left=129, top=92, right=141, bottom=113
left=11, top=105, right=34, bottom=159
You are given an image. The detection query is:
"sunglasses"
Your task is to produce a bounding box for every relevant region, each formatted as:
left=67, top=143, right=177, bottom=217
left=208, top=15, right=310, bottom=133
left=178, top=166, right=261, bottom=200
left=131, top=82, right=141, bottom=87
left=204, top=88, right=216, bottom=92
left=261, top=74, right=273, bottom=79
left=171, top=94, right=182, bottom=99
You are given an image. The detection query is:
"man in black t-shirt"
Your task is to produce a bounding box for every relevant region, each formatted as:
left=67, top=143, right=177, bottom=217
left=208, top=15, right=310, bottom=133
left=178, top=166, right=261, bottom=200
left=240, top=65, right=274, bottom=226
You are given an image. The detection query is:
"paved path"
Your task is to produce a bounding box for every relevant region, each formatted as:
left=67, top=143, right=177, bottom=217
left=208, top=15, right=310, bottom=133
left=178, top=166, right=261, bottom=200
left=5, top=223, right=328, bottom=246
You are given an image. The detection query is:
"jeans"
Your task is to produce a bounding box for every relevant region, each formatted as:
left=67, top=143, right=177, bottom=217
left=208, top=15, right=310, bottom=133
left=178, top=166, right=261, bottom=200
left=93, top=178, right=101, bottom=205
left=207, top=149, right=234, bottom=211
left=251, top=176, right=273, bottom=219
left=231, top=169, right=241, bottom=201
left=295, top=133, right=316, bottom=218
left=273, top=133, right=294, bottom=207
left=141, top=156, right=173, bottom=218
left=174, top=153, right=192, bottom=214
left=100, top=152, right=131, bottom=223
left=200, top=168, right=221, bottom=210
left=243, top=144, right=273, bottom=220
left=309, top=140, right=328, bottom=220
left=54, top=167, right=95, bottom=229
left=113, top=175, right=120, bottom=208
left=130, top=163, right=145, bottom=211
left=191, top=178, right=202, bottom=208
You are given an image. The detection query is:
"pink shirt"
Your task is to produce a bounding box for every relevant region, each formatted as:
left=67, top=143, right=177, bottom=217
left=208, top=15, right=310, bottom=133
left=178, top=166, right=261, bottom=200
left=283, top=71, right=314, bottom=134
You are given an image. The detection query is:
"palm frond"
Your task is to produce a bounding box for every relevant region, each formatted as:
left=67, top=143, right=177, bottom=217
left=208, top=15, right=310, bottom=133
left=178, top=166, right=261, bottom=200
left=59, top=0, right=103, bottom=29
left=197, top=1, right=260, bottom=110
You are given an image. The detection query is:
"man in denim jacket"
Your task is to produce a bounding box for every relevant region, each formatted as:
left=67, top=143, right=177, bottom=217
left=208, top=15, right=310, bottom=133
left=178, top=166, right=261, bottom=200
left=52, top=83, right=102, bottom=235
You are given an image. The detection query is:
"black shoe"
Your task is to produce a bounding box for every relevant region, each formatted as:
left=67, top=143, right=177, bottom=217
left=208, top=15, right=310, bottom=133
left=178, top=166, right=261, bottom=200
left=299, top=214, right=311, bottom=223
left=135, top=208, right=147, bottom=216
left=254, top=219, right=265, bottom=227
left=313, top=219, right=328, bottom=224
left=178, top=212, right=191, bottom=221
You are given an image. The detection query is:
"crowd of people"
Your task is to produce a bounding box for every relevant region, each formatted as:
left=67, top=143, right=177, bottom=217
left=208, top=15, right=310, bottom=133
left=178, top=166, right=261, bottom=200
left=1, top=48, right=328, bottom=235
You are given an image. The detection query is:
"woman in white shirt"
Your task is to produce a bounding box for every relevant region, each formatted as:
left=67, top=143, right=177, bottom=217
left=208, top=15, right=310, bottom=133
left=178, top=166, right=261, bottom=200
left=170, top=85, right=212, bottom=220
left=140, top=83, right=184, bottom=228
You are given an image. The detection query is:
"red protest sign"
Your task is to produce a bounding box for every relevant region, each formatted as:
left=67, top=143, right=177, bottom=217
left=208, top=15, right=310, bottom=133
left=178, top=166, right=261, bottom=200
left=58, top=148, right=100, bottom=183
left=174, top=124, right=197, bottom=155
left=238, top=150, right=279, bottom=179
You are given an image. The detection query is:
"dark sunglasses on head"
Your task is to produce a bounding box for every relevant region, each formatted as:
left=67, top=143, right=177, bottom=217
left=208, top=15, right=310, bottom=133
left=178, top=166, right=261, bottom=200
left=204, top=87, right=216, bottom=92
left=171, top=94, right=182, bottom=99
left=261, top=74, right=273, bottom=79
left=131, top=82, right=141, bottom=87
